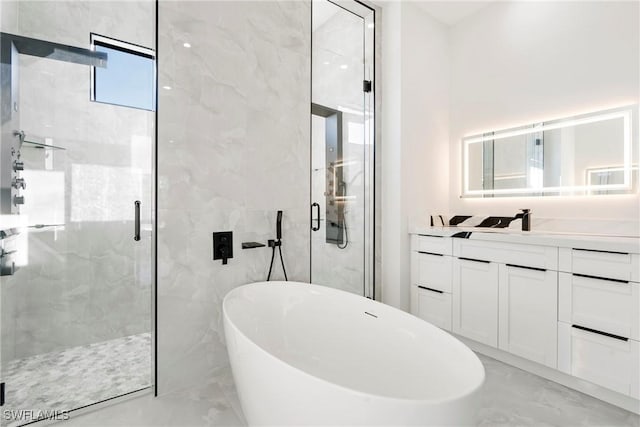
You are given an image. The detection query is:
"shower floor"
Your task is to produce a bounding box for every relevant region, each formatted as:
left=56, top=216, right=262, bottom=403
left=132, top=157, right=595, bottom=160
left=2, top=333, right=151, bottom=426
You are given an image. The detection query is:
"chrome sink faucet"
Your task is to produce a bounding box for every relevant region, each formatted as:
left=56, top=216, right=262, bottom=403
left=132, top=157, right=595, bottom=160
left=514, top=209, right=532, bottom=231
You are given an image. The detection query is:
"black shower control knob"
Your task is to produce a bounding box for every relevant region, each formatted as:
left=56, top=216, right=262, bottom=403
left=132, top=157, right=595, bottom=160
left=13, top=161, right=24, bottom=171
left=13, top=195, right=24, bottom=206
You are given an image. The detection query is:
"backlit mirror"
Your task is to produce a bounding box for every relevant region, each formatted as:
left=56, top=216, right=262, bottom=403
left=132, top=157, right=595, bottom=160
left=462, top=106, right=638, bottom=197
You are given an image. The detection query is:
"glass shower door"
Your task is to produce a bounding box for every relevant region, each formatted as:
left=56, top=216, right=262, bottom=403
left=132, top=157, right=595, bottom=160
left=311, top=0, right=375, bottom=298
left=0, top=2, right=155, bottom=424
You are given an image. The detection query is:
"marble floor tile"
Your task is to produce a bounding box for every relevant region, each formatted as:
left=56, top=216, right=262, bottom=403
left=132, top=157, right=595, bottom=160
left=50, top=352, right=640, bottom=427
left=3, top=333, right=152, bottom=427
left=476, top=354, right=639, bottom=427
left=62, top=374, right=246, bottom=427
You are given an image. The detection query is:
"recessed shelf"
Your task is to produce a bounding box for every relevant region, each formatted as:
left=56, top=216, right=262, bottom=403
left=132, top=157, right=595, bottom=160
left=22, top=139, right=66, bottom=151
left=14, top=131, right=66, bottom=151
left=27, top=224, right=65, bottom=232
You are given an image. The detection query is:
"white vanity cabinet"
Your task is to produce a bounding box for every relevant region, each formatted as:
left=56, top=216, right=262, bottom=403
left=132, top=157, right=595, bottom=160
left=560, top=247, right=640, bottom=282
left=558, top=248, right=640, bottom=399
left=498, top=264, right=557, bottom=368
left=410, top=235, right=453, bottom=330
left=410, top=286, right=452, bottom=330
left=452, top=257, right=499, bottom=347
left=558, top=273, right=639, bottom=341
left=409, top=230, right=640, bottom=411
left=411, top=251, right=453, bottom=293
left=451, top=239, right=558, bottom=358
left=558, top=322, right=640, bottom=398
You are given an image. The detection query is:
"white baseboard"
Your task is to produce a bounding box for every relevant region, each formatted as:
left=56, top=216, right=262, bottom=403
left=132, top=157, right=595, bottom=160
left=457, top=335, right=640, bottom=415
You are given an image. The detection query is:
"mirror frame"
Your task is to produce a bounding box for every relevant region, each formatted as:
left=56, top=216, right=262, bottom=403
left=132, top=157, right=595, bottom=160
left=461, top=106, right=637, bottom=197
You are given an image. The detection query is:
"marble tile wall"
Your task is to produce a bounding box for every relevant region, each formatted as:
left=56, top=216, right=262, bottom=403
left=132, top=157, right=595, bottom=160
left=157, top=1, right=311, bottom=394
left=0, top=1, right=155, bottom=362
left=0, top=1, right=17, bottom=34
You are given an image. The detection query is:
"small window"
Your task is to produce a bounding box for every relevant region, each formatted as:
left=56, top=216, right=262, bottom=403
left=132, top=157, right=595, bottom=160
left=91, top=34, right=155, bottom=111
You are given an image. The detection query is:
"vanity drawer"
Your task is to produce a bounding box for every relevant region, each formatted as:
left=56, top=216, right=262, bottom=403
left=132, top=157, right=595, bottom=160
left=453, top=239, right=557, bottom=270
left=411, top=285, right=452, bottom=331
left=562, top=248, right=639, bottom=282
left=558, top=322, right=639, bottom=398
left=559, top=272, right=639, bottom=340
left=411, top=235, right=452, bottom=256
left=411, top=252, right=452, bottom=293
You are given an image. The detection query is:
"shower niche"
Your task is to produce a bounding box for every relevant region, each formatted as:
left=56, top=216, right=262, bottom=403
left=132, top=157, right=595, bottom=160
left=311, top=103, right=346, bottom=246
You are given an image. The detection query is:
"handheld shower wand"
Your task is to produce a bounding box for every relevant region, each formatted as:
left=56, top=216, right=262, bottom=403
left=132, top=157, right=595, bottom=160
left=276, top=210, right=282, bottom=241
left=267, top=210, right=288, bottom=281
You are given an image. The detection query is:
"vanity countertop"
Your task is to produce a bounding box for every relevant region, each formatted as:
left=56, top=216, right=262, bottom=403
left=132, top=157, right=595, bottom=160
left=409, top=226, right=640, bottom=254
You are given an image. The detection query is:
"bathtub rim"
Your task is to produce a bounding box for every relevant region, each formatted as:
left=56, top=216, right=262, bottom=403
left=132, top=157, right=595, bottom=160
left=223, top=281, right=486, bottom=406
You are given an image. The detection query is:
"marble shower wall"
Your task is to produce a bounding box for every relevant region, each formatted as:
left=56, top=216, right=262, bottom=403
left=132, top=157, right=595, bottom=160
left=0, top=1, right=155, bottom=361
left=157, top=1, right=311, bottom=394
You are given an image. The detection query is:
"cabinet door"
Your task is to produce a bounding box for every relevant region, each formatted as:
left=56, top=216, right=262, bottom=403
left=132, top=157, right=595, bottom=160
left=410, top=286, right=452, bottom=331
left=499, top=264, right=558, bottom=367
left=452, top=257, right=499, bottom=347
left=558, top=272, right=639, bottom=341
left=558, top=322, right=640, bottom=398
left=569, top=248, right=639, bottom=282
left=411, top=252, right=453, bottom=293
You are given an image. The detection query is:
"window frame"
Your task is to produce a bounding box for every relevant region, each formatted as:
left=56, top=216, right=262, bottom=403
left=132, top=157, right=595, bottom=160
left=90, top=33, right=156, bottom=111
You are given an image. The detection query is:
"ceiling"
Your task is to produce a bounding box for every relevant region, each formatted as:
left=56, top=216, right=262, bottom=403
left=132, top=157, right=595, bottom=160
left=414, top=1, right=494, bottom=26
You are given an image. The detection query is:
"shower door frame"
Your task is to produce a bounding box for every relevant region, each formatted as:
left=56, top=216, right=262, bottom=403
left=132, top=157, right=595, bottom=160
left=310, top=0, right=378, bottom=300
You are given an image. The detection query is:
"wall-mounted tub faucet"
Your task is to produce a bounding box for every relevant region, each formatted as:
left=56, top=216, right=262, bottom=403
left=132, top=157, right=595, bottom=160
left=514, top=209, right=532, bottom=231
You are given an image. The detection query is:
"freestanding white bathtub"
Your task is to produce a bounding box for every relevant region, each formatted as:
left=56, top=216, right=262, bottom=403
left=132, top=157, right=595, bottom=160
left=223, top=282, right=485, bottom=426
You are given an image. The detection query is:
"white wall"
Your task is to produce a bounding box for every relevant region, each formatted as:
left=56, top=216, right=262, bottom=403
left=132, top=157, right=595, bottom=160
left=449, top=1, right=640, bottom=223
left=380, top=1, right=449, bottom=310
left=380, top=0, right=639, bottom=310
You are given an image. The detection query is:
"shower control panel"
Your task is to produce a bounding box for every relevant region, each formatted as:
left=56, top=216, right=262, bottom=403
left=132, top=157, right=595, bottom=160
left=213, top=231, right=233, bottom=265
left=8, top=133, right=24, bottom=213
